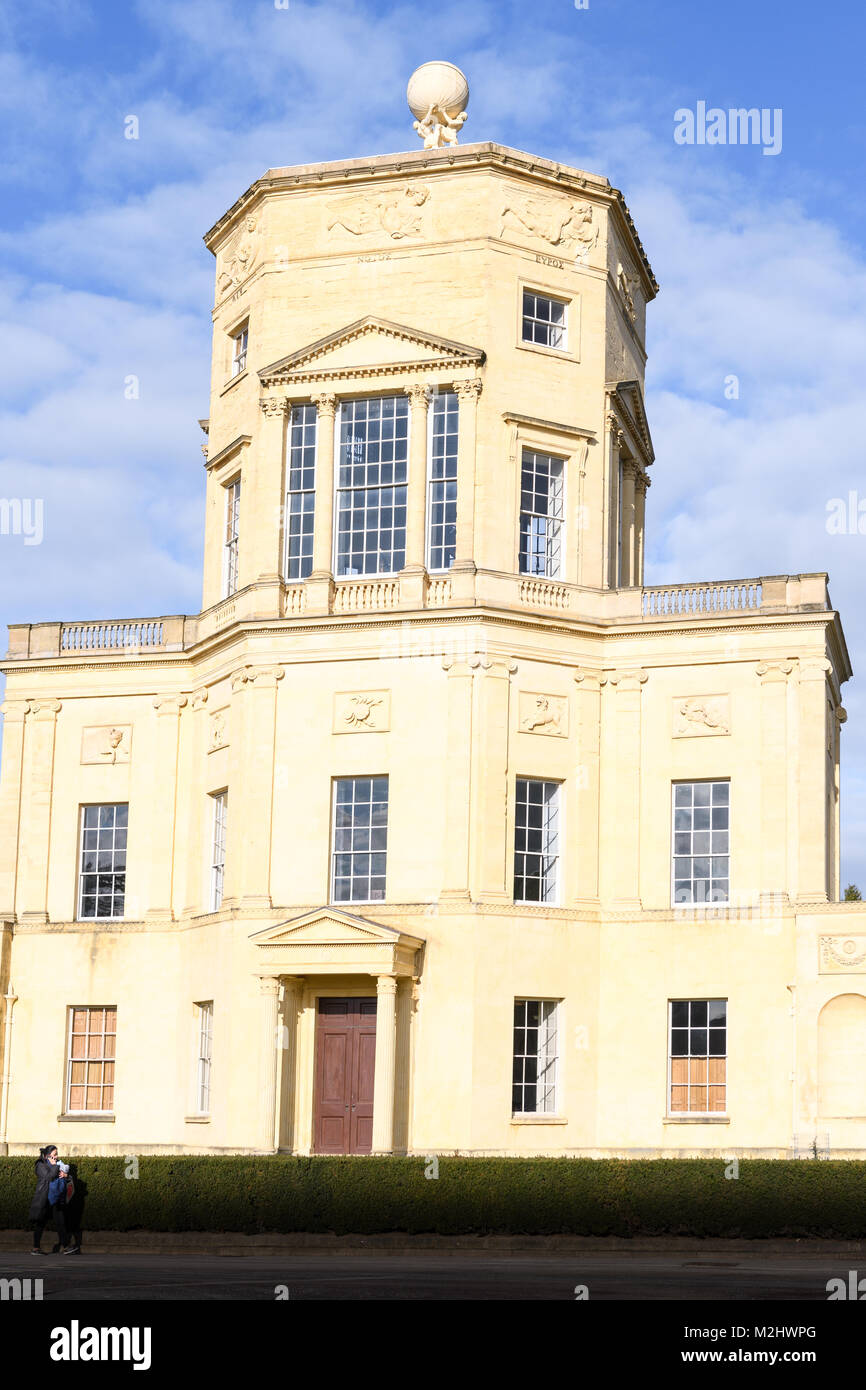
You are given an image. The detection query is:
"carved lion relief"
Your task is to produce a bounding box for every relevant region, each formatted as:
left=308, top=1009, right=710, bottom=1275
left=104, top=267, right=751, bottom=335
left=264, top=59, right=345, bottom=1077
left=519, top=692, right=568, bottom=738
left=333, top=691, right=391, bottom=733
left=499, top=196, right=598, bottom=261
left=673, top=696, right=731, bottom=738
left=81, top=725, right=132, bottom=765
left=326, top=185, right=430, bottom=242
left=820, top=936, right=866, bottom=973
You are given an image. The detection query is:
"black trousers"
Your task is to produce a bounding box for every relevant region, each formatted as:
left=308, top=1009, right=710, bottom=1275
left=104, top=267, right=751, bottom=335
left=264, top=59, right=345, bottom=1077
left=32, top=1205, right=69, bottom=1249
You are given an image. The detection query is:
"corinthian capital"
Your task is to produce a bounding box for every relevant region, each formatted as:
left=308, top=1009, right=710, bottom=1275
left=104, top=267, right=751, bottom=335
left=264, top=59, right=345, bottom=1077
left=311, top=391, right=338, bottom=418
left=260, top=396, right=289, bottom=419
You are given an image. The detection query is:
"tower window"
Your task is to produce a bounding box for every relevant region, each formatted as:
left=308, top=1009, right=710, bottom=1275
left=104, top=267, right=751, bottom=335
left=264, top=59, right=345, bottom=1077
left=522, top=291, right=567, bottom=350
left=672, top=781, right=730, bottom=907
left=669, top=1000, right=727, bottom=1114
left=519, top=449, right=564, bottom=578
left=514, top=778, right=561, bottom=903
left=223, top=478, right=240, bottom=597
left=231, top=323, right=248, bottom=377
left=513, top=1000, right=559, bottom=1114
left=286, top=403, right=317, bottom=581
left=335, top=397, right=408, bottom=576
left=427, top=390, right=459, bottom=571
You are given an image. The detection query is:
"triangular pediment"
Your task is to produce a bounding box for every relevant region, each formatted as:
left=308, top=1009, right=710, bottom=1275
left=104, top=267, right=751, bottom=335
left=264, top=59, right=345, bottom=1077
left=250, top=906, right=423, bottom=950
left=607, top=378, right=654, bottom=468
left=258, top=316, right=484, bottom=387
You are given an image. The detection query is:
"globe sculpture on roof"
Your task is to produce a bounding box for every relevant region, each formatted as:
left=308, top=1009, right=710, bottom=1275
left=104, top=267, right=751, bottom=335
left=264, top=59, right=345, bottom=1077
left=407, top=62, right=469, bottom=148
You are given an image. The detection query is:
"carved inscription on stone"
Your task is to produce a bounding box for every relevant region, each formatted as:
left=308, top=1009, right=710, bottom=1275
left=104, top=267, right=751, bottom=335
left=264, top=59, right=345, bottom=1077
left=334, top=691, right=391, bottom=733
left=519, top=692, right=568, bottom=738
left=673, top=696, right=731, bottom=738
left=820, top=936, right=866, bottom=973
left=81, top=725, right=132, bottom=765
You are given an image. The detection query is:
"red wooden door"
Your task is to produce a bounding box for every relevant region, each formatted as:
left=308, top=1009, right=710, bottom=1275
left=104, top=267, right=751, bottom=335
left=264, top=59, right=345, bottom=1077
left=313, top=998, right=377, bottom=1154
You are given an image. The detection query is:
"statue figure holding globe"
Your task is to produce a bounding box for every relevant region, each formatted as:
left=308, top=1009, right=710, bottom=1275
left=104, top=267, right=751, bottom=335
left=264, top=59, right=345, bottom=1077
left=407, top=62, right=470, bottom=148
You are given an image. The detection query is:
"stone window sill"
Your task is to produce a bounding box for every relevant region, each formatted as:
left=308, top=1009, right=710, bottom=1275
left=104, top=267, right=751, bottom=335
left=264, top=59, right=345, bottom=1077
left=510, top=1115, right=568, bottom=1125
left=184, top=1115, right=212, bottom=1124
left=57, top=1114, right=115, bottom=1123
left=220, top=369, right=247, bottom=396
left=663, top=1115, right=730, bottom=1125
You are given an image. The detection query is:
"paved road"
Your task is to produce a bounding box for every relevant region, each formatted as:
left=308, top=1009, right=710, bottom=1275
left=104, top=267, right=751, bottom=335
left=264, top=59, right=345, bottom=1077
left=0, top=1250, right=851, bottom=1299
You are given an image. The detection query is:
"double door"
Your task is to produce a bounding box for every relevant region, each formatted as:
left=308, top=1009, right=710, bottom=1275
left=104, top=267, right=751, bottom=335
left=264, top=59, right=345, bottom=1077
left=313, top=997, right=377, bottom=1154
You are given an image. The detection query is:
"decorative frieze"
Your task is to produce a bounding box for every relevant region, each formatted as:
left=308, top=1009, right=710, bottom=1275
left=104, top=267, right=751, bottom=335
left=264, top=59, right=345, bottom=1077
left=820, top=936, right=866, bottom=973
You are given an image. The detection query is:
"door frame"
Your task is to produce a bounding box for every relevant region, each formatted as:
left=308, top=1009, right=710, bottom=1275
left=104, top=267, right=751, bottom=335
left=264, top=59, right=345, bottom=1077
left=312, top=994, right=378, bottom=1154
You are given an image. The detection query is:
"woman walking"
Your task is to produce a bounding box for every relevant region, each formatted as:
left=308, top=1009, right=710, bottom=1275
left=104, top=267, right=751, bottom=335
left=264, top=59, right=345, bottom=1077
left=29, top=1144, right=77, bottom=1254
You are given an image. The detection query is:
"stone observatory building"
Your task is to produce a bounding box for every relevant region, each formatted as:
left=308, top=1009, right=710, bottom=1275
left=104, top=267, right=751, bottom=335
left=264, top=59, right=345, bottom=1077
left=0, top=65, right=862, bottom=1159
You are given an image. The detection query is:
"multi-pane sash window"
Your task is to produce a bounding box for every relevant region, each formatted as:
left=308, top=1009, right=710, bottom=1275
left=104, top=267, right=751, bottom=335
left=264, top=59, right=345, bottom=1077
left=78, top=805, right=127, bottom=920
left=522, top=290, right=567, bottom=349
left=427, top=391, right=458, bottom=571
left=519, top=450, right=564, bottom=578
left=672, top=781, right=730, bottom=906
left=331, top=776, right=388, bottom=903
left=195, top=1001, right=214, bottom=1115
left=231, top=324, right=248, bottom=376
left=210, top=792, right=227, bottom=912
left=224, top=478, right=241, bottom=597
left=286, top=403, right=317, bottom=581
left=66, top=1007, right=116, bottom=1113
left=513, top=1000, right=559, bottom=1114
left=514, top=779, right=560, bottom=903
left=336, top=396, right=408, bottom=575
left=669, top=1000, right=727, bottom=1113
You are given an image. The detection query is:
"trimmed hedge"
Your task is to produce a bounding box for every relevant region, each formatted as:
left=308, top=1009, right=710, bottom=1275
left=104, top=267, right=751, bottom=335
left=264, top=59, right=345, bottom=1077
left=5, top=1156, right=866, bottom=1238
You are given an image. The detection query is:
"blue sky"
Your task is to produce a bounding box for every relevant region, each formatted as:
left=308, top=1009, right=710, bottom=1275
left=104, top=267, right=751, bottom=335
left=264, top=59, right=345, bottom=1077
left=1, top=0, right=865, bottom=885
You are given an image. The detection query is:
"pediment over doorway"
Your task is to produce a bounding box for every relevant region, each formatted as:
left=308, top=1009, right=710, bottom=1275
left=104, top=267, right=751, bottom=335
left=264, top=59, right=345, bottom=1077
left=249, top=907, right=424, bottom=976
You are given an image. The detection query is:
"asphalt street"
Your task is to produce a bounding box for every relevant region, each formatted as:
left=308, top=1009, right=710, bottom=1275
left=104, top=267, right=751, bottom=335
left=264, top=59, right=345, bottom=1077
left=0, top=1249, right=853, bottom=1300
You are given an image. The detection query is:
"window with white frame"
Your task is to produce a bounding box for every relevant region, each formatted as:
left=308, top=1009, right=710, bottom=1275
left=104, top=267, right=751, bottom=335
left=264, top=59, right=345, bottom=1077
left=331, top=776, right=388, bottom=903
left=66, top=1006, right=116, bottom=1113
left=231, top=323, right=248, bottom=377
left=427, top=390, right=458, bottom=571
left=514, top=778, right=560, bottom=903
left=513, top=999, right=559, bottom=1114
left=672, top=781, right=730, bottom=907
left=78, top=805, right=127, bottom=920
left=522, top=290, right=567, bottom=349
left=519, top=449, right=564, bottom=578
left=223, top=478, right=240, bottom=597
left=669, top=999, right=727, bottom=1114
left=210, top=792, right=227, bottom=912
left=195, top=1001, right=214, bottom=1115
left=286, top=403, right=316, bottom=580
left=335, top=396, right=408, bottom=575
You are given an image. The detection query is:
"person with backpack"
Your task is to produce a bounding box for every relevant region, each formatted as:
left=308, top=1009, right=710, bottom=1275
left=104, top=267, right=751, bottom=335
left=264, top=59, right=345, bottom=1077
left=29, top=1144, right=78, bottom=1254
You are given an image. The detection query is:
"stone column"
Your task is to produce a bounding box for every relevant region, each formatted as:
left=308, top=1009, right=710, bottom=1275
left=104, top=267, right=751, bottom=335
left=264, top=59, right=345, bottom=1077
left=602, top=670, right=647, bottom=908
left=257, top=975, right=281, bottom=1153
left=147, top=696, right=187, bottom=920
left=256, top=396, right=290, bottom=590
left=393, top=978, right=412, bottom=1154
left=231, top=665, right=284, bottom=909
left=473, top=658, right=517, bottom=903
left=0, top=984, right=17, bottom=1153
left=634, top=472, right=648, bottom=587
left=0, top=701, right=29, bottom=918
left=797, top=658, right=832, bottom=903
left=401, top=385, right=432, bottom=608
left=372, top=975, right=398, bottom=1153
left=756, top=661, right=794, bottom=904
left=620, top=460, right=637, bottom=587
left=277, top=977, right=304, bottom=1151
left=603, top=413, right=623, bottom=588
left=439, top=659, right=474, bottom=903
left=452, top=380, right=482, bottom=595
left=308, top=392, right=338, bottom=613
left=18, top=698, right=61, bottom=924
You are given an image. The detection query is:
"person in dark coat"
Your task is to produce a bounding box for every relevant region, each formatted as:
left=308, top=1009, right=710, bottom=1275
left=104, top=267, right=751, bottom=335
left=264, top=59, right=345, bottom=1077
left=29, top=1144, right=77, bottom=1254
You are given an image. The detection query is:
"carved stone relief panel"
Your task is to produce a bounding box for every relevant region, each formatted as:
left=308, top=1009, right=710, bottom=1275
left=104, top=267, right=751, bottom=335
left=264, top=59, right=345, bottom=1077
left=81, top=725, right=132, bottom=765
left=820, top=936, right=866, bottom=973
left=208, top=708, right=230, bottom=754
left=518, top=692, right=569, bottom=737
left=326, top=185, right=430, bottom=242
left=333, top=691, right=391, bottom=733
left=673, top=696, right=731, bottom=738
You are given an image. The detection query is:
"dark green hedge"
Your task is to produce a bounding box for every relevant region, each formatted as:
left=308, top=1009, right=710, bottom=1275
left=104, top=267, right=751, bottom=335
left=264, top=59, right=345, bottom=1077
left=5, top=1156, right=866, bottom=1237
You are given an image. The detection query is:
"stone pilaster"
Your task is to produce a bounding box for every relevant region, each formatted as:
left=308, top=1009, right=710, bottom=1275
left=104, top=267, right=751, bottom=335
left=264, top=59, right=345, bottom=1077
left=257, top=975, right=281, bottom=1153
left=372, top=974, right=398, bottom=1153
left=277, top=976, right=304, bottom=1151
left=182, top=687, right=210, bottom=915
left=452, top=379, right=482, bottom=597
left=256, top=396, right=290, bottom=589
left=572, top=669, right=604, bottom=905
left=620, top=460, right=637, bottom=587
left=797, top=658, right=832, bottom=903
left=308, top=391, right=337, bottom=613
left=18, top=698, right=61, bottom=924
left=601, top=669, right=647, bottom=908
left=393, top=977, right=412, bottom=1154
left=603, top=413, right=623, bottom=588
left=146, top=695, right=187, bottom=920
left=756, top=661, right=795, bottom=903
left=230, top=665, right=284, bottom=908
left=634, top=471, right=648, bottom=586
left=439, top=659, right=474, bottom=903
left=472, top=658, right=517, bottom=903
left=0, top=702, right=29, bottom=918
